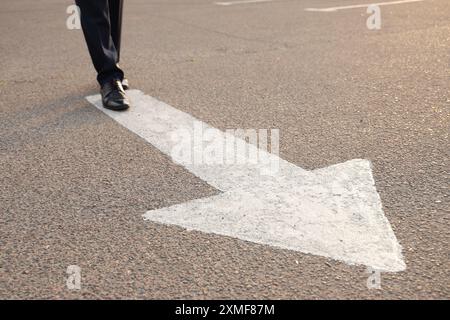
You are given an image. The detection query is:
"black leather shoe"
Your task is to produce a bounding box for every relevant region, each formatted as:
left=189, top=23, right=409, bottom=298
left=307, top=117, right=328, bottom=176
left=101, top=80, right=130, bottom=111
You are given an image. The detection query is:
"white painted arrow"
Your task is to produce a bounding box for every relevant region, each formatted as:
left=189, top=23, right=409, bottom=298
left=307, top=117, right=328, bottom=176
left=86, top=90, right=405, bottom=272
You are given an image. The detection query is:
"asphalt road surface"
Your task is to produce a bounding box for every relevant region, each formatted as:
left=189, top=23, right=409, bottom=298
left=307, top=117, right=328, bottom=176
left=1, top=0, right=449, bottom=299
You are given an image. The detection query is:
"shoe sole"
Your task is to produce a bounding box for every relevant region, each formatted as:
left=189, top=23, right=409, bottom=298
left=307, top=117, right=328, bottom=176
left=102, top=102, right=130, bottom=111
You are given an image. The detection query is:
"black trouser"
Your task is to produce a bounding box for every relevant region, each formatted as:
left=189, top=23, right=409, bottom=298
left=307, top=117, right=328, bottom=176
left=75, top=0, right=124, bottom=86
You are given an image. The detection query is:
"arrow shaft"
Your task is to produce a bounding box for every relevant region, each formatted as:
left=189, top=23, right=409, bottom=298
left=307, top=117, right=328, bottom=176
left=87, top=90, right=308, bottom=191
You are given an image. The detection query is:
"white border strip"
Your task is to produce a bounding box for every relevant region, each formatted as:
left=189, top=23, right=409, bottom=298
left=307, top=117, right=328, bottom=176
left=215, top=0, right=273, bottom=6
left=305, top=0, right=424, bottom=12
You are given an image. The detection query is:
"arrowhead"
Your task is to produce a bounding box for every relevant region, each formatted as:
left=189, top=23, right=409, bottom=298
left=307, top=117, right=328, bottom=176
left=144, top=159, right=405, bottom=272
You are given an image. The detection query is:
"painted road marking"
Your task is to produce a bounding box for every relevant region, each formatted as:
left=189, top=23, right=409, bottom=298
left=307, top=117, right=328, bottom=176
left=215, top=0, right=273, bottom=6
left=86, top=90, right=405, bottom=272
left=305, top=0, right=424, bottom=12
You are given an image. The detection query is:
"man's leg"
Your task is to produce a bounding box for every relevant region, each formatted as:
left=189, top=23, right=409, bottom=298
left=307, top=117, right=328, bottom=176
left=109, top=0, right=123, bottom=63
left=108, top=0, right=129, bottom=89
left=75, top=0, right=124, bottom=86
